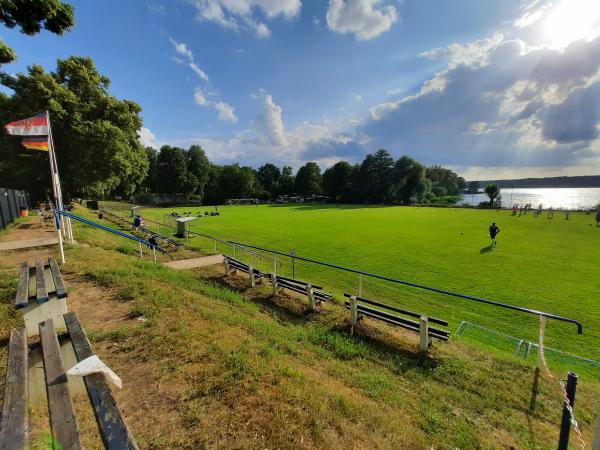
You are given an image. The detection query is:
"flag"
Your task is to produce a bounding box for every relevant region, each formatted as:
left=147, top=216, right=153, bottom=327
left=21, top=137, right=49, bottom=151
left=5, top=113, right=49, bottom=136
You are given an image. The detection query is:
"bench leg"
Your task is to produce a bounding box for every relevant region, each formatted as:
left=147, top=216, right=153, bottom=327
left=249, top=266, right=256, bottom=288
left=307, top=284, right=316, bottom=311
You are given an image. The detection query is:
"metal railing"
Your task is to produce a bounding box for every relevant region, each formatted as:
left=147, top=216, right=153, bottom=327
left=54, top=210, right=165, bottom=254
left=228, top=240, right=583, bottom=334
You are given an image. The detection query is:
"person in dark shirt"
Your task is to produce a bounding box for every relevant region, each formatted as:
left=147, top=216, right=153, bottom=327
left=489, top=223, right=500, bottom=247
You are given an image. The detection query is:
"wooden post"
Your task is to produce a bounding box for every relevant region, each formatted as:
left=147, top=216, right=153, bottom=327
left=307, top=283, right=315, bottom=311
left=349, top=295, right=358, bottom=326
left=249, top=265, right=255, bottom=287
left=419, top=316, right=430, bottom=354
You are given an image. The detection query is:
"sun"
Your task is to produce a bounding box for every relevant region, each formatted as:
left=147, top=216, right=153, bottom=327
left=544, top=0, right=600, bottom=49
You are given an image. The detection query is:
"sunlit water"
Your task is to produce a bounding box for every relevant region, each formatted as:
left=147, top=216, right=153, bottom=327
left=459, top=187, right=600, bottom=210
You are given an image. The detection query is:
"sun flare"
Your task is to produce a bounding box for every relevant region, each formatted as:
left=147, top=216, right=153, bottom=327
left=544, top=0, right=600, bottom=49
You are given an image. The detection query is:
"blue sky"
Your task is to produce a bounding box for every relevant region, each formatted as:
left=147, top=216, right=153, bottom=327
left=3, top=0, right=600, bottom=179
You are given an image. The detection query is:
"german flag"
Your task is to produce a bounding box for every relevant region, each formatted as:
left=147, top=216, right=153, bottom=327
left=21, top=137, right=49, bottom=151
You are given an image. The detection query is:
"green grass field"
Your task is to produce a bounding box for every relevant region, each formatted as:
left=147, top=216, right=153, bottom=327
left=141, top=204, right=600, bottom=366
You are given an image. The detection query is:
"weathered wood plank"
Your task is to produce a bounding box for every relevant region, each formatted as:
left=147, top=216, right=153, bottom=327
left=39, top=319, right=81, bottom=450
left=35, top=260, right=48, bottom=304
left=0, top=328, right=28, bottom=450
left=14, top=262, right=29, bottom=309
left=49, top=258, right=68, bottom=299
left=64, top=312, right=139, bottom=450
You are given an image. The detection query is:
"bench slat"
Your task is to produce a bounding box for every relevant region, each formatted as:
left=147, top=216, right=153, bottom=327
left=15, top=262, right=29, bottom=309
left=0, top=328, right=28, bottom=450
left=346, top=303, right=450, bottom=340
left=358, top=296, right=448, bottom=326
left=49, top=258, right=68, bottom=299
left=64, top=312, right=139, bottom=450
left=35, top=260, right=48, bottom=304
left=39, top=319, right=81, bottom=450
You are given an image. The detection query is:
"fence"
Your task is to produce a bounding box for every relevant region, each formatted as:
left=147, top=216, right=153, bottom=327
left=0, top=188, right=31, bottom=230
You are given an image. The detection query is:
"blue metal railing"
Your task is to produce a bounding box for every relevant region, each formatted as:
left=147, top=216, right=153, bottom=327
left=54, top=210, right=166, bottom=253
left=228, top=240, right=583, bottom=334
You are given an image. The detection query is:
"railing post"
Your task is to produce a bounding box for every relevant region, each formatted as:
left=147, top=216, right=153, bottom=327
left=537, top=315, right=546, bottom=369
left=224, top=258, right=231, bottom=275
left=558, top=372, right=578, bottom=450
left=419, top=316, right=430, bottom=354
left=139, top=242, right=143, bottom=258
left=214, top=238, right=217, bottom=253
left=272, top=256, right=278, bottom=294
left=249, top=265, right=256, bottom=287
left=349, top=295, right=358, bottom=327
left=233, top=243, right=237, bottom=258
left=307, top=283, right=315, bottom=311
left=55, top=214, right=65, bottom=264
left=152, top=246, right=156, bottom=262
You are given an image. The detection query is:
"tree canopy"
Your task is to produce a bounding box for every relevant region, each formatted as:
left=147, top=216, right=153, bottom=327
left=0, top=0, right=75, bottom=64
left=0, top=56, right=148, bottom=199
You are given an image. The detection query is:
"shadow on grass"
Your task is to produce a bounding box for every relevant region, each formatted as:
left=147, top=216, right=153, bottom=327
left=480, top=244, right=494, bottom=254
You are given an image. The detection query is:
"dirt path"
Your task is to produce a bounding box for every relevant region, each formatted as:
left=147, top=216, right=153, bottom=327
left=163, top=254, right=224, bottom=269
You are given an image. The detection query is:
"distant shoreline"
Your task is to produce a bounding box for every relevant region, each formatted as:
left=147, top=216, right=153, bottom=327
left=471, top=175, right=600, bottom=189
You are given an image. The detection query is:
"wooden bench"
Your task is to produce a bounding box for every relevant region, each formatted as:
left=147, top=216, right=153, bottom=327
left=273, top=275, right=332, bottom=310
left=15, top=258, right=70, bottom=338
left=224, top=255, right=268, bottom=287
left=0, top=313, right=138, bottom=449
left=344, top=293, right=450, bottom=352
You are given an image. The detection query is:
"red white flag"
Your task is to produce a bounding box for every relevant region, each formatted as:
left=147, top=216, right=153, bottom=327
left=5, top=113, right=49, bottom=136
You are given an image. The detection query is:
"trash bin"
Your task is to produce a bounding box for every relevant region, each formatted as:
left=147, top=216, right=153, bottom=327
left=19, top=207, right=28, bottom=217
left=98, top=212, right=104, bottom=219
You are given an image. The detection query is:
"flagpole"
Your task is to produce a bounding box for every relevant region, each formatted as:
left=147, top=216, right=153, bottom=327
left=46, top=111, right=73, bottom=244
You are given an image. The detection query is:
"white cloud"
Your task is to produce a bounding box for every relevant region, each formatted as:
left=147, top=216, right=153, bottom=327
left=194, top=88, right=238, bottom=123
left=189, top=62, right=210, bottom=82
left=252, top=91, right=288, bottom=146
left=513, top=1, right=552, bottom=28
left=194, top=87, right=210, bottom=105
left=419, top=33, right=504, bottom=68
left=138, top=127, right=157, bottom=148
left=386, top=87, right=404, bottom=95
left=169, top=38, right=193, bottom=60
left=193, top=0, right=301, bottom=38
left=214, top=101, right=238, bottom=123
left=169, top=37, right=210, bottom=82
left=326, top=0, right=398, bottom=41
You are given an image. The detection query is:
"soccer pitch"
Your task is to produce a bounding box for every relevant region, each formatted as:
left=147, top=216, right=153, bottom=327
left=143, top=204, right=600, bottom=362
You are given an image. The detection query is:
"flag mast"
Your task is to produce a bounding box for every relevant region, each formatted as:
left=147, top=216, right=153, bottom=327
left=46, top=111, right=73, bottom=244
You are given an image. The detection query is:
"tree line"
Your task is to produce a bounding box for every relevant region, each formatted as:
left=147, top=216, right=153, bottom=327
left=142, top=146, right=467, bottom=205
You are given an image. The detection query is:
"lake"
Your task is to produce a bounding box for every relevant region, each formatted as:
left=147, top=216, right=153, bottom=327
left=459, top=187, right=600, bottom=210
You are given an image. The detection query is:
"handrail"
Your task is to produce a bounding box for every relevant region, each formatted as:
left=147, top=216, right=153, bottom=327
left=228, top=240, right=583, bottom=334
left=54, top=210, right=166, bottom=253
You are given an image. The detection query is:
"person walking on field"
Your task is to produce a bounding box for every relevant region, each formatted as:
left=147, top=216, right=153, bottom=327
left=596, top=211, right=600, bottom=227
left=489, top=222, right=500, bottom=247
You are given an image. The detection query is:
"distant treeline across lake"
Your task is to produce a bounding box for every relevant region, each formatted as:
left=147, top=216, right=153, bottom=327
left=460, top=187, right=600, bottom=210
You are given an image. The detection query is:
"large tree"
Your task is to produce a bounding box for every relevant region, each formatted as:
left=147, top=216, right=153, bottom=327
left=0, top=0, right=75, bottom=64
left=155, top=145, right=197, bottom=195
left=323, top=160, right=355, bottom=203
left=279, top=165, right=295, bottom=196
left=0, top=56, right=148, bottom=199
left=295, top=162, right=322, bottom=197
left=484, top=183, right=501, bottom=206
left=186, top=145, right=210, bottom=199
left=257, top=163, right=281, bottom=198
left=425, top=165, right=465, bottom=196
left=388, top=155, right=429, bottom=204
left=358, top=149, right=394, bottom=203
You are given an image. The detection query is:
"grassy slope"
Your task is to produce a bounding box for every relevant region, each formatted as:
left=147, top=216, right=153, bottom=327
left=142, top=204, right=600, bottom=364
left=1, top=207, right=599, bottom=448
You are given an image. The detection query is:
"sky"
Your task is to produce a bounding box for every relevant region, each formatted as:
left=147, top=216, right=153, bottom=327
left=2, top=0, right=600, bottom=180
